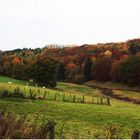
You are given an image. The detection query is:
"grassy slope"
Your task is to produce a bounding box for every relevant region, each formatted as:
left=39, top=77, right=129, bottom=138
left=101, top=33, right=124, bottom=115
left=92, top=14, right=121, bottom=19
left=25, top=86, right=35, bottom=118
left=0, top=76, right=140, bottom=138
left=113, top=90, right=140, bottom=101
left=0, top=75, right=26, bottom=85
left=84, top=80, right=140, bottom=91
left=85, top=80, right=140, bottom=103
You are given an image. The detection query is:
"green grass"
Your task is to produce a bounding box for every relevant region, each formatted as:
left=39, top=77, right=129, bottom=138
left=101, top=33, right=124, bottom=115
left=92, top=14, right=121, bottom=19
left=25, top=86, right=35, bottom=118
left=113, top=90, right=140, bottom=102
left=0, top=76, right=104, bottom=104
left=0, top=75, right=140, bottom=138
left=57, top=82, right=102, bottom=96
left=0, top=75, right=26, bottom=85
left=0, top=98, right=140, bottom=138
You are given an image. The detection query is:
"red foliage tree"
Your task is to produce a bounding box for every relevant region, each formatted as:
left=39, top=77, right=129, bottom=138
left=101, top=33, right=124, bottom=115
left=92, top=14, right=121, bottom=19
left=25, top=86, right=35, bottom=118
left=94, top=57, right=112, bottom=81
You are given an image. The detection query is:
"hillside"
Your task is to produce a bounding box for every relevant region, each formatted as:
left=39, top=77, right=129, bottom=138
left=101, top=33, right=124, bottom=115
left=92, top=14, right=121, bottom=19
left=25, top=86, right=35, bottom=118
left=0, top=39, right=140, bottom=138
left=0, top=76, right=140, bottom=138
left=0, top=38, right=140, bottom=88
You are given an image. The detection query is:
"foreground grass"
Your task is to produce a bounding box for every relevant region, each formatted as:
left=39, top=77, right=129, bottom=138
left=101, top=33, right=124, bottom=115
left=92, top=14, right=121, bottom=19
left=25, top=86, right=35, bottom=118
left=0, top=98, right=140, bottom=138
left=0, top=76, right=140, bottom=138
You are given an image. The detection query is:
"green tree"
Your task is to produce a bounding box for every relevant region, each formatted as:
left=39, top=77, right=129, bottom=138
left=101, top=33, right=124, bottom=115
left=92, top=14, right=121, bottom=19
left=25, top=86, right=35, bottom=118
left=119, top=56, right=140, bottom=86
left=26, top=57, right=57, bottom=88
left=83, top=57, right=93, bottom=81
left=12, top=63, right=25, bottom=80
left=57, top=63, right=65, bottom=81
left=127, top=39, right=140, bottom=55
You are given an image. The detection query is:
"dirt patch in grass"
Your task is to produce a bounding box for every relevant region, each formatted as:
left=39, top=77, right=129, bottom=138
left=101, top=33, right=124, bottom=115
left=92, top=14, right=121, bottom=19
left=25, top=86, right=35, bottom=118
left=84, top=80, right=140, bottom=92
left=100, top=88, right=140, bottom=105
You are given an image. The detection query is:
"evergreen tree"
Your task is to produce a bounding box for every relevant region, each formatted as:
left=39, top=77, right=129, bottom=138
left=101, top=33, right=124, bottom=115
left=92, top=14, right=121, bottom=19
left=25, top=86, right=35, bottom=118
left=83, top=57, right=93, bottom=81
left=57, top=63, right=65, bottom=81
left=119, top=56, right=140, bottom=86
left=127, top=39, right=140, bottom=55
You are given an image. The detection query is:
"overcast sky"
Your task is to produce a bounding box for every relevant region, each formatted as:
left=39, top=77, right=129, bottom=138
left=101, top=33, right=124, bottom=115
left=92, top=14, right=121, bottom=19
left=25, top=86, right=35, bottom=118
left=0, top=0, right=140, bottom=51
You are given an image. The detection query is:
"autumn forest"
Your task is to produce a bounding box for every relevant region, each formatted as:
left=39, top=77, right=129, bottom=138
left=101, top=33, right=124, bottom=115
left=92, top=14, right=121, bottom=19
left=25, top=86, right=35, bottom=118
left=0, top=38, right=140, bottom=87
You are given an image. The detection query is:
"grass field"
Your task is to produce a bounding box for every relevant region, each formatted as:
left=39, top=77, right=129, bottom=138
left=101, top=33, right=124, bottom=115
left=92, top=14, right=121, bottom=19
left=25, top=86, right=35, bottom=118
left=0, top=75, right=26, bottom=85
left=0, top=76, right=140, bottom=138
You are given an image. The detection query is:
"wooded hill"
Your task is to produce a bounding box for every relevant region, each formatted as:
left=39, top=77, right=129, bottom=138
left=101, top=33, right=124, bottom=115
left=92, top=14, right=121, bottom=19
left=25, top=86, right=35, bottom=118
left=0, top=38, right=140, bottom=87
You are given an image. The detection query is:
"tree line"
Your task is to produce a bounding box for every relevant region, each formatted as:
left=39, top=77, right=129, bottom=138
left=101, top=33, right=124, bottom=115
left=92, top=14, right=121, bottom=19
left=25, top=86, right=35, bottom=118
left=0, top=38, right=140, bottom=87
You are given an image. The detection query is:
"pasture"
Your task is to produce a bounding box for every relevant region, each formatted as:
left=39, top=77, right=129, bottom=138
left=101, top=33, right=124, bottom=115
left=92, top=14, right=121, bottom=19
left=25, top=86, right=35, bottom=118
left=0, top=76, right=140, bottom=138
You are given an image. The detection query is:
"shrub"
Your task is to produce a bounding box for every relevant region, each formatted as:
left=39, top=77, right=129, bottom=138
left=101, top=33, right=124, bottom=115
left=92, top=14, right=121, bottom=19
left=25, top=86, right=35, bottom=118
left=105, top=123, right=121, bottom=139
left=0, top=88, right=25, bottom=98
left=0, top=90, right=9, bottom=97
left=0, top=111, right=56, bottom=139
left=12, top=88, right=25, bottom=98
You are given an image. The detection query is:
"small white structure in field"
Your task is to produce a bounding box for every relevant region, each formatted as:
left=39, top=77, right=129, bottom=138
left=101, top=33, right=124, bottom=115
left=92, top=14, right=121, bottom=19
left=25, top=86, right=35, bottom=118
left=36, top=84, right=38, bottom=87
left=8, top=82, right=12, bottom=84
left=43, top=86, right=45, bottom=89
left=26, top=83, right=29, bottom=86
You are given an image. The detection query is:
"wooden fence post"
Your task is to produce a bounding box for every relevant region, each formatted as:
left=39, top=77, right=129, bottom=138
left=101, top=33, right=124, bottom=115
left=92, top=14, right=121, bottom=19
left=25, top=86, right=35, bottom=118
left=73, top=95, right=76, bottom=103
left=97, top=97, right=99, bottom=104
left=38, top=89, right=40, bottom=93
left=69, top=94, right=72, bottom=102
left=107, top=97, right=111, bottom=105
left=43, top=92, right=47, bottom=99
left=82, top=95, right=85, bottom=103
left=100, top=97, right=103, bottom=105
left=92, top=97, right=94, bottom=104
left=63, top=93, right=65, bottom=101
left=54, top=93, right=57, bottom=100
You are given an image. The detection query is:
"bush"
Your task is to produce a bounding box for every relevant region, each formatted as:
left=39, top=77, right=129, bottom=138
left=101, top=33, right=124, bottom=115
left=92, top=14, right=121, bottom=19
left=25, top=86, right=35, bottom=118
left=12, top=88, right=25, bottom=98
left=0, top=88, right=25, bottom=98
left=0, top=111, right=56, bottom=139
left=0, top=89, right=9, bottom=97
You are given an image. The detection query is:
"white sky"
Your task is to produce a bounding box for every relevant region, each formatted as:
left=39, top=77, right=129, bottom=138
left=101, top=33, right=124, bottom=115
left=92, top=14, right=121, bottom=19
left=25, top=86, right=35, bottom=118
left=0, top=0, right=140, bottom=51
